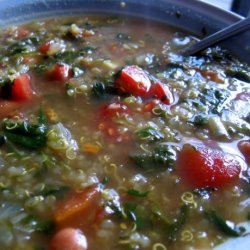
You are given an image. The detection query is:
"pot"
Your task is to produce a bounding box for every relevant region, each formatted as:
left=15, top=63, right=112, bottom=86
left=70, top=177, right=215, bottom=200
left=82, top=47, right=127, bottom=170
left=0, top=0, right=249, bottom=63
left=0, top=1, right=249, bottom=249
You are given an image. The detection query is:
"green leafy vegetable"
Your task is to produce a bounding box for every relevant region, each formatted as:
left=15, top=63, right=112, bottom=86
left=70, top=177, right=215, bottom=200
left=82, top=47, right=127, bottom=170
left=204, top=210, right=246, bottom=237
left=8, top=36, right=39, bottom=55
left=151, top=203, right=172, bottom=225
left=136, top=124, right=164, bottom=142
left=91, top=82, right=118, bottom=99
left=92, top=82, right=106, bottom=98
left=226, top=67, right=250, bottom=83
left=2, top=110, right=48, bottom=149
left=21, top=215, right=54, bottom=234
left=131, top=144, right=179, bottom=171
left=127, top=189, right=149, bottom=198
left=35, top=185, right=70, bottom=198
left=167, top=205, right=188, bottom=240
left=123, top=202, right=151, bottom=230
left=191, top=114, right=209, bottom=127
left=200, top=87, right=231, bottom=114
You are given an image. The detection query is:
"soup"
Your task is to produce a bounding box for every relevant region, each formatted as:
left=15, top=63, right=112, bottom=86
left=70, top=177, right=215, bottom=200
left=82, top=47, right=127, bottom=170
left=0, top=15, right=249, bottom=250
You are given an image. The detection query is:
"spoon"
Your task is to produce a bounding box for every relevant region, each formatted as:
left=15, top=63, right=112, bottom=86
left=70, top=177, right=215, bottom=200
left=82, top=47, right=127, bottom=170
left=180, top=17, right=250, bottom=56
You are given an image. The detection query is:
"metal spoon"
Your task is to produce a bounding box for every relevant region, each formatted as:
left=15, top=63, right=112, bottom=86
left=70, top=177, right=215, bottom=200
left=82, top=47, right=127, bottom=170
left=180, top=17, right=250, bottom=56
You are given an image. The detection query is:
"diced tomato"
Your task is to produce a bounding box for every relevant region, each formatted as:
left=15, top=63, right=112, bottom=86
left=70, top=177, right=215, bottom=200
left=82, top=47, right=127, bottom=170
left=143, top=100, right=160, bottom=113
left=177, top=144, right=242, bottom=189
left=149, top=82, right=173, bottom=105
left=47, top=63, right=73, bottom=82
left=54, top=185, right=102, bottom=230
left=12, top=73, right=34, bottom=101
left=238, top=140, right=250, bottom=164
left=98, top=103, right=130, bottom=142
left=100, top=102, right=130, bottom=118
left=39, top=41, right=51, bottom=55
left=115, top=65, right=151, bottom=96
left=0, top=100, right=21, bottom=118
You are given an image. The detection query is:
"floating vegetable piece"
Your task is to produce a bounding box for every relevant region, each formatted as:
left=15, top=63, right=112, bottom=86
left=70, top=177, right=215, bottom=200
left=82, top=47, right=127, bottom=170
left=177, top=144, right=242, bottom=188
left=115, top=65, right=151, bottom=96
left=205, top=210, right=245, bottom=237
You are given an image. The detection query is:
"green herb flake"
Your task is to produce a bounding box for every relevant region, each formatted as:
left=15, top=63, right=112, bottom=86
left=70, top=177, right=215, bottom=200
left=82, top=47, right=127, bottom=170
left=204, top=210, right=246, bottom=237
left=127, top=189, right=149, bottom=198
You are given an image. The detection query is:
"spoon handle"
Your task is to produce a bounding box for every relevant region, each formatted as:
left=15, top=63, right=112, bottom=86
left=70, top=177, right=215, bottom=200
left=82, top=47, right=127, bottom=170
left=180, top=17, right=250, bottom=56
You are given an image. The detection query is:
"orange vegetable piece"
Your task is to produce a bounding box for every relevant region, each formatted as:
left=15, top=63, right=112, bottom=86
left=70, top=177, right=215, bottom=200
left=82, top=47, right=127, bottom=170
left=54, top=185, right=101, bottom=229
left=82, top=144, right=101, bottom=154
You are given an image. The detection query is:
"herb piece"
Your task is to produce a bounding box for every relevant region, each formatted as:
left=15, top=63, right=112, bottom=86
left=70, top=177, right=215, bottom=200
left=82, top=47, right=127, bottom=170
left=136, top=124, right=164, bottom=142
left=200, top=87, right=231, bottom=114
left=116, top=33, right=131, bottom=41
left=91, top=81, right=118, bottom=99
left=191, top=114, right=209, bottom=127
left=102, top=176, right=110, bottom=185
left=92, top=82, right=106, bottom=98
left=8, top=36, right=39, bottom=55
left=123, top=202, right=151, bottom=230
left=204, top=210, right=245, bottom=237
left=3, top=110, right=48, bottom=149
left=131, top=144, right=179, bottom=172
left=21, top=215, right=54, bottom=234
left=35, top=185, right=70, bottom=198
left=226, top=67, right=250, bottom=83
left=127, top=189, right=149, bottom=198
left=168, top=205, right=188, bottom=241
left=151, top=203, right=172, bottom=225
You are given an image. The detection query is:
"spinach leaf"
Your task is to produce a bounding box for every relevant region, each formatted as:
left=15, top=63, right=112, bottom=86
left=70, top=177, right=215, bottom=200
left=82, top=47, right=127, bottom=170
left=2, top=110, right=48, bottom=150
left=167, top=205, right=188, bottom=241
left=226, top=67, right=250, bottom=83
left=35, top=185, right=70, bottom=198
left=136, top=124, right=164, bottom=142
left=204, top=210, right=245, bottom=237
left=131, top=144, right=179, bottom=171
left=199, top=87, right=231, bottom=114
left=127, top=189, right=149, bottom=198
left=190, top=113, right=209, bottom=127
left=4, top=132, right=47, bottom=149
left=91, top=82, right=118, bottom=99
left=123, top=202, right=151, bottom=230
left=151, top=203, right=172, bottom=225
left=21, top=215, right=54, bottom=234
left=8, top=36, right=39, bottom=56
left=91, top=82, right=106, bottom=98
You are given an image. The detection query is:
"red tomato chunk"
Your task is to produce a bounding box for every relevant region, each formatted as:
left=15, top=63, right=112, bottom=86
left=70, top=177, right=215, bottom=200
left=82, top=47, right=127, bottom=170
left=115, top=65, right=151, bottom=96
left=47, top=63, right=73, bottom=82
left=12, top=73, right=34, bottom=101
left=177, top=144, right=242, bottom=189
